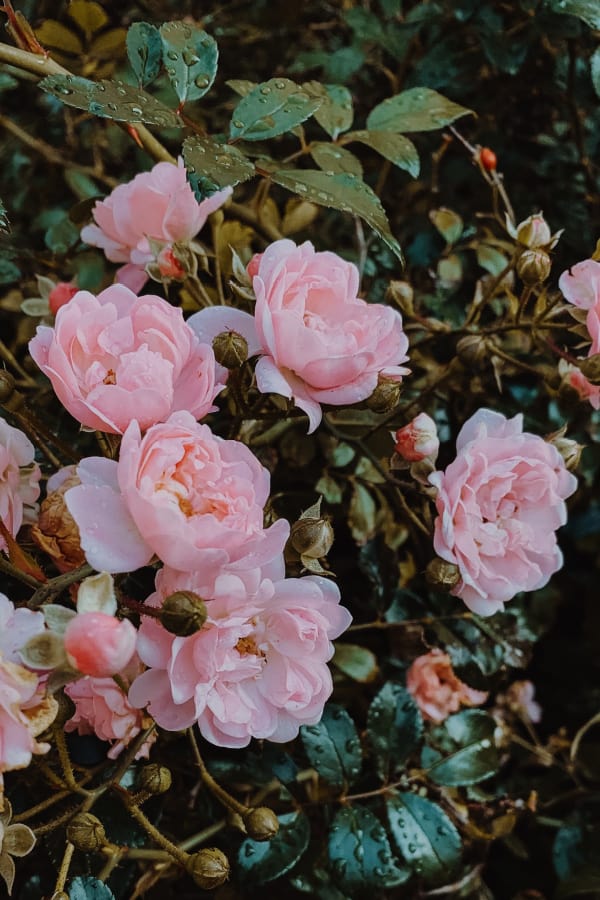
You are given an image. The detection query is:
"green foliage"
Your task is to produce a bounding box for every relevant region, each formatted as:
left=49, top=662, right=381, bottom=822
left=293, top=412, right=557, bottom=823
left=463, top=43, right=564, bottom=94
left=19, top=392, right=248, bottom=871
left=367, top=682, right=423, bottom=781
left=68, top=877, right=116, bottom=899
left=303, top=82, right=354, bottom=139
left=386, top=791, right=462, bottom=882
left=328, top=805, right=408, bottom=892
left=300, top=703, right=362, bottom=789
left=229, top=78, right=321, bottom=141
left=366, top=87, right=473, bottom=132
left=341, top=130, right=420, bottom=177
left=126, top=22, right=162, bottom=87
left=159, top=21, right=218, bottom=105
left=547, top=0, right=600, bottom=29
left=238, top=811, right=310, bottom=883
left=423, top=710, right=500, bottom=786
left=183, top=135, right=255, bottom=194
left=39, top=74, right=180, bottom=126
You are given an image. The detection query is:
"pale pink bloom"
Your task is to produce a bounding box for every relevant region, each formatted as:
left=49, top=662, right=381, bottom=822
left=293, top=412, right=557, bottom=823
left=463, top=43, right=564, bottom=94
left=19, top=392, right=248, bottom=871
left=65, top=656, right=155, bottom=759
left=394, top=413, right=439, bottom=462
left=559, top=259, right=600, bottom=356
left=129, top=570, right=352, bottom=747
left=64, top=612, right=137, bottom=677
left=65, top=411, right=290, bottom=576
left=29, top=284, right=223, bottom=434
left=0, top=419, right=41, bottom=554
left=498, top=680, right=542, bottom=723
left=0, top=595, right=45, bottom=665
left=429, top=409, right=577, bottom=616
left=81, top=160, right=231, bottom=288
left=566, top=365, right=600, bottom=410
left=406, top=649, right=488, bottom=724
left=188, top=240, right=410, bottom=433
left=0, top=659, right=48, bottom=785
left=48, top=281, right=78, bottom=315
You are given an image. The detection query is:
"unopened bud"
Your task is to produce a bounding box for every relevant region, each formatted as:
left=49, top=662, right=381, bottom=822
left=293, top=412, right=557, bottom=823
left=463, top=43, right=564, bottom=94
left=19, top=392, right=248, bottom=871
left=289, top=517, right=333, bottom=559
left=456, top=334, right=494, bottom=369
left=137, top=764, right=172, bottom=795
left=212, top=330, right=249, bottom=368
left=516, top=249, right=551, bottom=284
left=386, top=280, right=414, bottom=316
left=425, top=558, right=461, bottom=591
left=366, top=375, right=402, bottom=413
left=393, top=413, right=439, bottom=463
left=161, top=591, right=207, bottom=636
left=550, top=435, right=583, bottom=471
left=66, top=812, right=106, bottom=852
left=186, top=848, right=230, bottom=890
left=0, top=370, right=16, bottom=403
left=243, top=807, right=280, bottom=842
left=515, top=213, right=551, bottom=249
left=577, top=354, right=600, bottom=385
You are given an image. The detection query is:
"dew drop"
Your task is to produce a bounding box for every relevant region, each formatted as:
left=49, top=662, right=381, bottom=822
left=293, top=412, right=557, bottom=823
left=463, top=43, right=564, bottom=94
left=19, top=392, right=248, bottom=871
left=195, top=75, right=210, bottom=88
left=167, top=50, right=178, bottom=61
left=233, top=120, right=244, bottom=129
left=275, top=80, right=286, bottom=89
left=260, top=86, right=271, bottom=95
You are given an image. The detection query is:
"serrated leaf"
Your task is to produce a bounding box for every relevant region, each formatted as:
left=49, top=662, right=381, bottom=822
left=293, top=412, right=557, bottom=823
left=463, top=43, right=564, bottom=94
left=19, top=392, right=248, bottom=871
left=183, top=135, right=255, bottom=193
left=333, top=643, right=378, bottom=683
left=429, top=207, right=463, bottom=244
left=302, top=82, right=354, bottom=139
left=367, top=87, right=473, bottom=133
left=230, top=78, right=321, bottom=141
left=343, top=130, right=420, bottom=177
left=0, top=198, right=9, bottom=233
left=160, top=21, right=218, bottom=105
left=367, top=682, right=423, bottom=781
left=548, top=0, right=600, bottom=29
left=329, top=805, right=408, bottom=892
left=591, top=47, right=600, bottom=99
left=300, top=704, right=362, bottom=789
left=386, top=791, right=462, bottom=882
left=268, top=168, right=402, bottom=261
left=311, top=142, right=363, bottom=176
left=40, top=74, right=180, bottom=127
left=67, top=1, right=108, bottom=37
left=238, top=811, right=310, bottom=883
left=67, top=876, right=116, bottom=899
left=126, top=22, right=162, bottom=86
left=423, top=710, right=500, bottom=786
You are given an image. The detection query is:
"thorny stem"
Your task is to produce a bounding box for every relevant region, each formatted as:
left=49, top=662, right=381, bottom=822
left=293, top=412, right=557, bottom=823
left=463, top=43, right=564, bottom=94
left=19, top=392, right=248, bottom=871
left=28, top=563, right=94, bottom=609
left=189, top=727, right=250, bottom=817
left=0, top=554, right=41, bottom=589
left=116, top=788, right=190, bottom=867
left=53, top=725, right=90, bottom=796
left=54, top=842, right=75, bottom=894
left=347, top=611, right=473, bottom=632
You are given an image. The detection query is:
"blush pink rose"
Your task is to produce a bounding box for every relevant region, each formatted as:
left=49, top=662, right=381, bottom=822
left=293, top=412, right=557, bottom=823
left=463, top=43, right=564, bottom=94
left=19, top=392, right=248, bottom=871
left=0, top=419, right=41, bottom=554
left=559, top=259, right=600, bottom=356
left=128, top=570, right=351, bottom=747
left=65, top=411, right=290, bottom=576
left=80, top=159, right=231, bottom=288
left=29, top=284, right=223, bottom=434
left=64, top=612, right=137, bottom=677
left=406, top=649, right=488, bottom=724
left=564, top=364, right=600, bottom=410
left=188, top=240, right=410, bottom=432
left=0, top=594, right=45, bottom=665
left=429, top=409, right=577, bottom=615
left=394, top=412, right=439, bottom=462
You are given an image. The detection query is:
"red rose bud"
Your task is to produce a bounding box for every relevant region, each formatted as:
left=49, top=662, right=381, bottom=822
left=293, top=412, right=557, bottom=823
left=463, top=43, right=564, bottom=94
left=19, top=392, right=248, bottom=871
left=394, top=413, right=439, bottom=462
left=48, top=282, right=78, bottom=316
left=246, top=253, right=263, bottom=279
left=157, top=246, right=187, bottom=281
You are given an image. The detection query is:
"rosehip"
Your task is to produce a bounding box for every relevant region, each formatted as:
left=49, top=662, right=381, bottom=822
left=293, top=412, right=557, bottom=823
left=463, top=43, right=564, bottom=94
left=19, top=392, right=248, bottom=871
left=479, top=147, right=497, bottom=171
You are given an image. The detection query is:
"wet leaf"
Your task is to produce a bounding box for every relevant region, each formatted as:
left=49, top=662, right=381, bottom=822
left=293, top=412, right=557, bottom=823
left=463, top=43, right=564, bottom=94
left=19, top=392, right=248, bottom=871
left=386, top=791, right=462, bottom=882
left=311, top=142, right=363, bottom=176
left=300, top=704, right=362, bottom=789
left=342, top=130, right=420, bottom=177
left=302, top=82, right=354, bottom=138
left=333, top=643, right=378, bottom=683
left=367, top=87, right=473, bottom=133
left=548, top=0, right=600, bottom=29
left=68, top=876, right=116, bottom=899
left=183, top=135, right=255, bottom=194
left=423, top=710, right=500, bottom=786
left=238, top=811, right=310, bottom=883
left=230, top=78, right=321, bottom=141
left=126, top=22, right=163, bottom=86
left=160, top=21, right=218, bottom=105
left=367, top=682, right=423, bottom=780
left=329, top=805, right=408, bottom=892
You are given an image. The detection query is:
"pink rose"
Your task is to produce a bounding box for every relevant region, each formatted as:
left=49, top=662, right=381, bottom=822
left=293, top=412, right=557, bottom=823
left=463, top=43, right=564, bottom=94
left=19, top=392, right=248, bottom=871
left=564, top=364, right=600, bottom=410
left=64, top=612, right=137, bottom=677
left=65, top=411, right=290, bottom=576
left=29, top=284, right=223, bottom=434
left=81, top=160, right=231, bottom=288
left=0, top=594, right=45, bottom=665
left=0, top=659, right=43, bottom=779
left=0, top=419, right=41, bottom=553
left=48, top=281, right=78, bottom=315
left=496, top=679, right=542, bottom=724
left=394, top=412, right=439, bottom=462
left=188, top=240, right=410, bottom=432
left=559, top=259, right=600, bottom=356
left=129, top=570, right=352, bottom=747
left=429, top=409, right=577, bottom=615
left=406, top=649, right=488, bottom=723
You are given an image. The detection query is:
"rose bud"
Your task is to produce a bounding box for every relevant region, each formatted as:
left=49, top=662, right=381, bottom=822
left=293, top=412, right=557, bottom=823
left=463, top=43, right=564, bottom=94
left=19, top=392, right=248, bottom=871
left=66, top=813, right=106, bottom=852
left=161, top=591, right=207, bottom=636
left=289, top=516, right=334, bottom=560
left=64, top=612, right=137, bottom=677
left=549, top=434, right=584, bottom=471
left=137, top=764, right=172, bottom=796
left=366, top=375, right=402, bottom=413
left=393, top=413, right=439, bottom=463
left=156, top=245, right=187, bottom=281
left=243, top=807, right=279, bottom=842
left=517, top=249, right=552, bottom=284
left=514, top=213, right=551, bottom=249
left=425, top=557, right=461, bottom=591
left=212, top=330, right=249, bottom=368
left=186, top=848, right=230, bottom=890
left=48, top=282, right=78, bottom=315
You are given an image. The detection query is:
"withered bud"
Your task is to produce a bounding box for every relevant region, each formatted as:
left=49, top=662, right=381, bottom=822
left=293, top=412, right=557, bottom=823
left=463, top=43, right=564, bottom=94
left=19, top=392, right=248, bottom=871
left=137, top=763, right=172, bottom=795
left=386, top=280, right=414, bottom=316
left=186, top=848, right=230, bottom=890
left=516, top=249, right=551, bottom=285
left=30, top=469, right=85, bottom=573
left=456, top=334, right=494, bottom=369
left=577, top=354, right=600, bottom=385
left=212, top=330, right=248, bottom=368
left=161, top=591, right=207, bottom=636
left=425, top=558, right=461, bottom=591
left=366, top=375, right=402, bottom=414
left=550, top=435, right=584, bottom=472
left=243, top=807, right=280, bottom=842
left=66, top=812, right=106, bottom=852
left=289, top=517, right=334, bottom=559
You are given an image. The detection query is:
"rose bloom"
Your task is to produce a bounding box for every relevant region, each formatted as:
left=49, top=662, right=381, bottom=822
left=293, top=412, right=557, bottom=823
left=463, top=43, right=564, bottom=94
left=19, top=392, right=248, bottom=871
left=64, top=612, right=137, bottom=677
left=561, top=362, right=600, bottom=410
left=394, top=412, right=439, bottom=462
left=65, top=656, right=156, bottom=759
left=0, top=594, right=45, bottom=666
left=188, top=239, right=410, bottom=433
left=81, top=160, right=231, bottom=290
left=559, top=258, right=600, bottom=356
left=65, top=411, right=290, bottom=576
left=407, top=649, right=488, bottom=724
left=429, top=409, right=577, bottom=615
left=29, top=284, right=223, bottom=434
left=128, top=568, right=352, bottom=747
left=496, top=679, right=542, bottom=724
left=0, top=419, right=41, bottom=554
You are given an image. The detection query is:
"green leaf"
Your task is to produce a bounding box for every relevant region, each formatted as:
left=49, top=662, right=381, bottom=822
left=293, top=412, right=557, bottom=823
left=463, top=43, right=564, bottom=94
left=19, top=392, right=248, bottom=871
left=68, top=877, right=116, bottom=900
left=230, top=78, right=321, bottom=141
left=126, top=22, right=163, bottom=87
left=367, top=682, right=423, bottom=781
left=45, top=217, right=79, bottom=255
left=329, top=805, right=408, bottom=892
left=423, top=710, right=500, bottom=786
left=227, top=79, right=257, bottom=97
left=238, top=811, right=310, bottom=883
left=268, top=168, right=402, bottom=261
left=342, top=130, right=420, bottom=177
left=302, top=82, right=354, bottom=139
left=386, top=791, right=462, bottom=882
left=429, top=207, right=463, bottom=244
left=0, top=197, right=9, bottom=233
left=300, top=704, right=362, bottom=789
left=160, top=21, right=218, bottom=105
left=333, top=643, right=378, bottom=683
left=477, top=243, right=510, bottom=276
left=547, top=0, right=600, bottom=29
left=0, top=258, right=20, bottom=284
left=183, top=135, right=255, bottom=194
left=348, top=481, right=377, bottom=545
left=591, top=47, right=600, bottom=99
left=40, top=74, right=180, bottom=127
left=310, top=142, right=363, bottom=176
left=367, top=87, right=473, bottom=133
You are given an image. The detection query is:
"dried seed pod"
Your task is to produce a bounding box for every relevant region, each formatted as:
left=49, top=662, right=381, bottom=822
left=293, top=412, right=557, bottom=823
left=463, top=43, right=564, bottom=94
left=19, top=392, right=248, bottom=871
left=161, top=591, right=207, bottom=636
left=186, top=848, right=230, bottom=890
